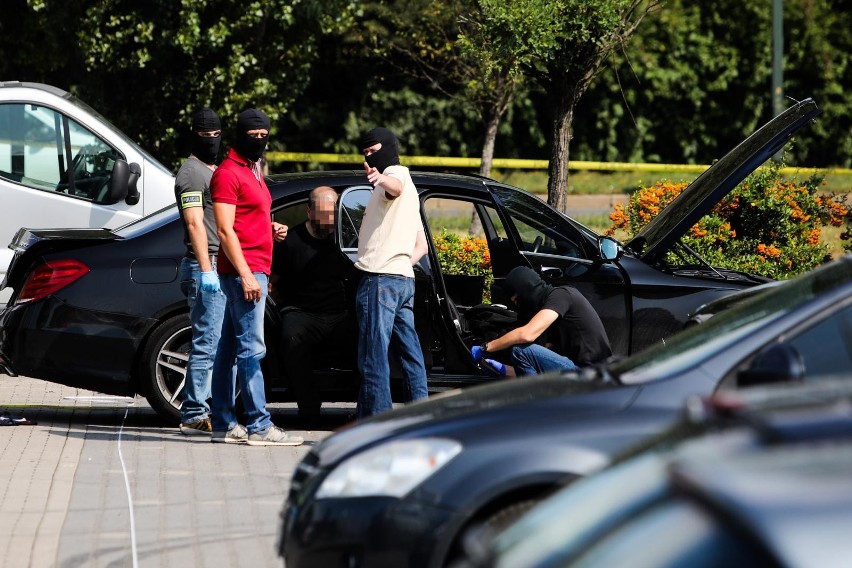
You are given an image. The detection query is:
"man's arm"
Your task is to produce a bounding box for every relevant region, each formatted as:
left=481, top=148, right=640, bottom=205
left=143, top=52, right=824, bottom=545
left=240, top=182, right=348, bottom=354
left=484, top=308, right=560, bottom=353
left=182, top=206, right=212, bottom=272
left=364, top=162, right=403, bottom=198
left=411, top=230, right=428, bottom=265
left=214, top=202, right=262, bottom=302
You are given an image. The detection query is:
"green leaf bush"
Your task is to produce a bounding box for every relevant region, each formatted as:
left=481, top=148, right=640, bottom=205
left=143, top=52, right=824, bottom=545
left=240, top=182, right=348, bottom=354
left=607, top=161, right=851, bottom=279
left=433, top=230, right=494, bottom=301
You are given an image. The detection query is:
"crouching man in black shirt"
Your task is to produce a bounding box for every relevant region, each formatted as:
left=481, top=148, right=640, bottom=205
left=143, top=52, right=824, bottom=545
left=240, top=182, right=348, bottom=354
left=271, top=186, right=355, bottom=419
left=471, top=266, right=612, bottom=377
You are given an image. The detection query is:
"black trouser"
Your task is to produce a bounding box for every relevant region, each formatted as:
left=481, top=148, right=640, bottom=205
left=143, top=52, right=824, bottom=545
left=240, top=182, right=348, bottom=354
left=279, top=308, right=349, bottom=413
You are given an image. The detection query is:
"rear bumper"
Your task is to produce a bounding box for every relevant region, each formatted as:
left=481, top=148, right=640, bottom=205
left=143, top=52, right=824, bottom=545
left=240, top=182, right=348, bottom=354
left=0, top=296, right=153, bottom=395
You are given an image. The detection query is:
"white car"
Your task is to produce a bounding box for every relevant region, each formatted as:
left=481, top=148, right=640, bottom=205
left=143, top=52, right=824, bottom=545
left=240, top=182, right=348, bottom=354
left=0, top=81, right=175, bottom=302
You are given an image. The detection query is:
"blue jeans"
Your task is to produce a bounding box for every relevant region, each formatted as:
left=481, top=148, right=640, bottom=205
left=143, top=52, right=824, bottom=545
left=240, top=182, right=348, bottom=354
left=211, top=273, right=273, bottom=434
left=179, top=257, right=226, bottom=424
left=511, top=343, right=580, bottom=377
left=356, top=273, right=428, bottom=418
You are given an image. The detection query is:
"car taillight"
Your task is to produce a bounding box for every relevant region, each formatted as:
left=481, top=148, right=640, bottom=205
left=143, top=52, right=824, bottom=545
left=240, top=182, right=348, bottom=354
left=16, top=259, right=90, bottom=304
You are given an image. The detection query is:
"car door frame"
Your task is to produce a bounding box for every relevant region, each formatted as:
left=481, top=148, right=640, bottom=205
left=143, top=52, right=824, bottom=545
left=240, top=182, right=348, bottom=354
left=486, top=182, right=633, bottom=356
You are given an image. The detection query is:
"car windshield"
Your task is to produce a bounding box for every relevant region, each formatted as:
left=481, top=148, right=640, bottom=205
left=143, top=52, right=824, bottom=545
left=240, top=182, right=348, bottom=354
left=610, top=257, right=851, bottom=385
left=113, top=204, right=178, bottom=239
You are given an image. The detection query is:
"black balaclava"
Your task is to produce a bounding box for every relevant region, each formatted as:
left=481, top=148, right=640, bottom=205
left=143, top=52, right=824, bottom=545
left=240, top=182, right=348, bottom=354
left=191, top=107, right=221, bottom=165
left=361, top=127, right=400, bottom=173
left=504, top=266, right=553, bottom=310
left=234, top=108, right=270, bottom=162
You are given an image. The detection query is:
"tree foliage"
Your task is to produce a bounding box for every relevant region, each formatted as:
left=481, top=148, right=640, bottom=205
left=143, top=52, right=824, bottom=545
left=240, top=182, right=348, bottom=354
left=573, top=0, right=852, bottom=168
left=1, top=0, right=849, bottom=173
left=515, top=0, right=658, bottom=212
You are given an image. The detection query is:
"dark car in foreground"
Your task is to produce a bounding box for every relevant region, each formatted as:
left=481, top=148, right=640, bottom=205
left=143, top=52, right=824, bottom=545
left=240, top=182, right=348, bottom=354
left=0, top=99, right=818, bottom=422
left=457, top=379, right=852, bottom=568
left=278, top=255, right=852, bottom=568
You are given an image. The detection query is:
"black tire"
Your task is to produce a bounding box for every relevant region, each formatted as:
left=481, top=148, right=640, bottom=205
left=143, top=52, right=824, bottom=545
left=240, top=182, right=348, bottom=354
left=449, top=499, right=541, bottom=567
left=139, top=313, right=191, bottom=423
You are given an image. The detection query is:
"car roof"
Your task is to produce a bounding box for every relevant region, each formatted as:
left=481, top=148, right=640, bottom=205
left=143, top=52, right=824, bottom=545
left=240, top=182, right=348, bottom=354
left=0, top=81, right=71, bottom=97
left=266, top=169, right=493, bottom=196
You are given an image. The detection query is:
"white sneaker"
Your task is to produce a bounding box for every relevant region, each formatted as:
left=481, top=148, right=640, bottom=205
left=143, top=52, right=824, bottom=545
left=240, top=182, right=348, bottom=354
left=211, top=423, right=249, bottom=444
left=247, top=425, right=304, bottom=446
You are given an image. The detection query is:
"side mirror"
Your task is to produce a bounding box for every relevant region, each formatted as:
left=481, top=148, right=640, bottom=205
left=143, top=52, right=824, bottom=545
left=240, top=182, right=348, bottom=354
left=738, top=344, right=805, bottom=387
left=98, top=159, right=130, bottom=205
left=125, top=162, right=141, bottom=205
left=598, top=236, right=623, bottom=262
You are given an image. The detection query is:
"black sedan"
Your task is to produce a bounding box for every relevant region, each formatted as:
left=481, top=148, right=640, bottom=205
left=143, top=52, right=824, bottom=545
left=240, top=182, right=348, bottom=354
left=278, top=255, right=852, bottom=568
left=0, top=99, right=817, bottom=422
left=456, top=379, right=852, bottom=568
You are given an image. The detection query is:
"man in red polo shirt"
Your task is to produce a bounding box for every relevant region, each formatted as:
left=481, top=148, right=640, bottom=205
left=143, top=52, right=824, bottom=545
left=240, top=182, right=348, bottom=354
left=209, top=108, right=302, bottom=447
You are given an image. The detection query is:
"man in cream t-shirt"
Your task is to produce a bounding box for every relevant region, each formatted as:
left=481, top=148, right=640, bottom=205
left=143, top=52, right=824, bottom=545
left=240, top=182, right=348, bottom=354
left=354, top=127, right=429, bottom=418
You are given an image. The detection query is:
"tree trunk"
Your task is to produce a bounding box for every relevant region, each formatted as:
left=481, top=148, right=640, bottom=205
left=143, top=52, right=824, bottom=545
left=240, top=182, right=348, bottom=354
left=547, top=96, right=574, bottom=214
left=479, top=110, right=499, bottom=178
left=469, top=107, right=502, bottom=235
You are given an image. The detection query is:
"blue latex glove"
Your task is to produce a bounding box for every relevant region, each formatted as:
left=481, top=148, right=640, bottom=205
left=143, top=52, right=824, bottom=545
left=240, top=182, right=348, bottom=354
left=471, top=345, right=485, bottom=363
left=482, top=358, right=508, bottom=377
left=200, top=270, right=220, bottom=293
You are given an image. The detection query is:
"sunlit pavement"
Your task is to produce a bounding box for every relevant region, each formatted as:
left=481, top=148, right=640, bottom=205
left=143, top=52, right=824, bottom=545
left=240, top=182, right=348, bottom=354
left=0, top=374, right=353, bottom=567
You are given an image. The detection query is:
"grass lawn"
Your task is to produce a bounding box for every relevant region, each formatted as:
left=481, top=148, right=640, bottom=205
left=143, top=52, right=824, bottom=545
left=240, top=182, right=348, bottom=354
left=491, top=169, right=852, bottom=196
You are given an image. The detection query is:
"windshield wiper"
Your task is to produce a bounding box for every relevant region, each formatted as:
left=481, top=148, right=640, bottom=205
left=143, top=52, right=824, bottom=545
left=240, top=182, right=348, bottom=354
left=672, top=240, right=727, bottom=280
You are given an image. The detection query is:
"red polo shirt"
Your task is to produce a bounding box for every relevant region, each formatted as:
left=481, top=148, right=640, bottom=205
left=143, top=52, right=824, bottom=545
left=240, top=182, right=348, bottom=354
left=211, top=148, right=273, bottom=275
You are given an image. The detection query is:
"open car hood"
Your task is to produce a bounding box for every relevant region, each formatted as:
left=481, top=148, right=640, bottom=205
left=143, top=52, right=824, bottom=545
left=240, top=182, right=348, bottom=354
left=626, top=98, right=821, bottom=263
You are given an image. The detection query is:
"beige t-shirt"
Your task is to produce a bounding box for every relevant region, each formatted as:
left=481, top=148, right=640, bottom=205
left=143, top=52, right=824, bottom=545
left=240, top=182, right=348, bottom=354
left=355, top=164, right=424, bottom=277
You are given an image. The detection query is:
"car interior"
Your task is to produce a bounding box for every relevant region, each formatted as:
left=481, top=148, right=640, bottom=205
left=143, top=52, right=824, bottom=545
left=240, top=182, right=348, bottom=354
left=0, top=102, right=119, bottom=201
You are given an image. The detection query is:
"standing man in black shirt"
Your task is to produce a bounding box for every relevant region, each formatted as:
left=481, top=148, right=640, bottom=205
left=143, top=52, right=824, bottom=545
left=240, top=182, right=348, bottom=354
left=271, top=186, right=354, bottom=420
left=471, top=266, right=612, bottom=377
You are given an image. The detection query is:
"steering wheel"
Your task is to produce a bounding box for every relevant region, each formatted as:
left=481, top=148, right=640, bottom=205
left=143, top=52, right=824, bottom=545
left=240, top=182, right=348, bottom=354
left=531, top=236, right=543, bottom=253
left=71, top=152, right=89, bottom=180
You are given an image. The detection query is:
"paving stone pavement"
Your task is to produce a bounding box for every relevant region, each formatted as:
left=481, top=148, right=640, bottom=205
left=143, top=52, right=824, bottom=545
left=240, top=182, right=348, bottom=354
left=0, top=374, right=350, bottom=568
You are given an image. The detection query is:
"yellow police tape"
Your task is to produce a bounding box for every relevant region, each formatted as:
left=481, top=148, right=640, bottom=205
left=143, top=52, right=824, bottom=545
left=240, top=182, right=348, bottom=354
left=265, top=151, right=852, bottom=177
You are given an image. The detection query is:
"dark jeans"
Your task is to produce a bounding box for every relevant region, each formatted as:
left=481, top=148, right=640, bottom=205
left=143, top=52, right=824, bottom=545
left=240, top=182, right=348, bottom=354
left=510, top=343, right=579, bottom=376
left=355, top=273, right=428, bottom=418
left=279, top=308, right=350, bottom=414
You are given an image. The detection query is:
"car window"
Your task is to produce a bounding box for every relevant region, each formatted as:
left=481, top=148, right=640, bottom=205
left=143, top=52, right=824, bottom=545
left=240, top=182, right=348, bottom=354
left=273, top=198, right=308, bottom=228
left=339, top=186, right=372, bottom=251
left=424, top=197, right=500, bottom=305
left=424, top=197, right=482, bottom=237
left=787, top=303, right=852, bottom=379
left=489, top=184, right=589, bottom=260
left=482, top=204, right=508, bottom=239
left=0, top=102, right=121, bottom=200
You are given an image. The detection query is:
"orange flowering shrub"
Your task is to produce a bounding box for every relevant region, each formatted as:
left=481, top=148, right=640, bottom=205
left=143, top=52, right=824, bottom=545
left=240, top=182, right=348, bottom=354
left=607, top=161, right=851, bottom=279
left=433, top=231, right=494, bottom=298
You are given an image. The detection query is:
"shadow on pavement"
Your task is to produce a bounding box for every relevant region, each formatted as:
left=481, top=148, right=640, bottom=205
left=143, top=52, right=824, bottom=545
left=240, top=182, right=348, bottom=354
left=21, top=403, right=354, bottom=442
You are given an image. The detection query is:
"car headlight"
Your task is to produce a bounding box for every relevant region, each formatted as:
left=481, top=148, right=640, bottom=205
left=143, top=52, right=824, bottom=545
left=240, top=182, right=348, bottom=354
left=315, top=437, right=462, bottom=499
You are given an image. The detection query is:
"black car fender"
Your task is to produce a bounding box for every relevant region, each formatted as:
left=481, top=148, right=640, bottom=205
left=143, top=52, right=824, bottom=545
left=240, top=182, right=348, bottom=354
left=411, top=441, right=613, bottom=566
